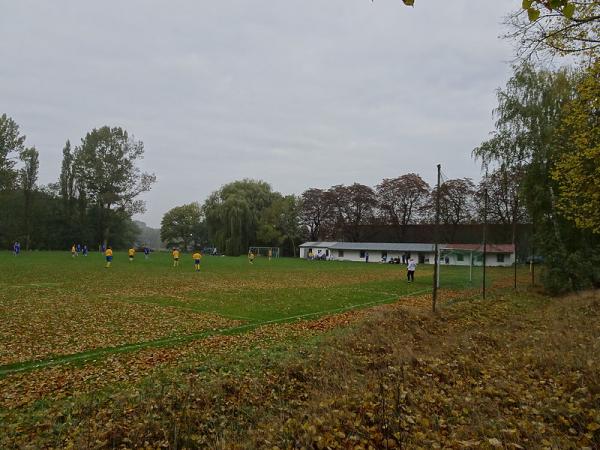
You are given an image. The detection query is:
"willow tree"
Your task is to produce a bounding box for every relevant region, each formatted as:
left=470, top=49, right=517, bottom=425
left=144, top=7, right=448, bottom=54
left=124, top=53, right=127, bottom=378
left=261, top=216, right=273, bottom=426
left=473, top=64, right=577, bottom=226
left=257, top=194, right=304, bottom=256
left=203, top=179, right=275, bottom=256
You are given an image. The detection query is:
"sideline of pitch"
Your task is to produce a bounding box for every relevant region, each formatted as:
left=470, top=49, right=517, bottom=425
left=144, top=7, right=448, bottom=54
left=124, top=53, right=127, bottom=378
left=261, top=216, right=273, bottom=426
left=0, top=288, right=433, bottom=377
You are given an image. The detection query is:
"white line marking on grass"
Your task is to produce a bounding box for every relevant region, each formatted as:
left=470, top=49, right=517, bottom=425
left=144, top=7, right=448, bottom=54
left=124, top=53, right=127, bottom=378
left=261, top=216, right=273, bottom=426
left=205, top=311, right=258, bottom=321
left=8, top=282, right=62, bottom=288
left=0, top=288, right=432, bottom=376
left=222, top=288, right=432, bottom=331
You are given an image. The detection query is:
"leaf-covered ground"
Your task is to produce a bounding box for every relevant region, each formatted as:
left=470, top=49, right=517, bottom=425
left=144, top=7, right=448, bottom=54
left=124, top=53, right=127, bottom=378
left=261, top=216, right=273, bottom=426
left=2, top=287, right=598, bottom=447
left=0, top=251, right=496, bottom=369
left=4, top=251, right=590, bottom=448
left=0, top=294, right=240, bottom=365
left=0, top=289, right=466, bottom=411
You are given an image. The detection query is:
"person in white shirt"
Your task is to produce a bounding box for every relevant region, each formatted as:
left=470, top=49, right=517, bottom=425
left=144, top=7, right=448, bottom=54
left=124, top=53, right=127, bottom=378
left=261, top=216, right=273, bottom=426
left=407, top=258, right=417, bottom=282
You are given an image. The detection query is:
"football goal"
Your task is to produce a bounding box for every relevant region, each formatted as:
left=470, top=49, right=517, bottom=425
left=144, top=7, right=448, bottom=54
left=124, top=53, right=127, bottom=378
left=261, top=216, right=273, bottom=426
left=248, top=246, right=280, bottom=258
left=437, top=248, right=485, bottom=286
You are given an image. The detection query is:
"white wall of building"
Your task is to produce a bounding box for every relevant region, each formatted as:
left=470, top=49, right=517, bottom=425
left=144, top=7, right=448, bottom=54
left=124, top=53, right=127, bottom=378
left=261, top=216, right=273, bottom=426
left=441, top=251, right=514, bottom=267
left=333, top=250, right=437, bottom=264
left=301, top=244, right=514, bottom=267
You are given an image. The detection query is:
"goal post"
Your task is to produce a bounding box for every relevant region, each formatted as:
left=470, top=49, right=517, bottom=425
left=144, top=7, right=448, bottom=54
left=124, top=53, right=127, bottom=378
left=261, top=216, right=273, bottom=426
left=248, top=246, right=280, bottom=258
left=438, top=248, right=485, bottom=286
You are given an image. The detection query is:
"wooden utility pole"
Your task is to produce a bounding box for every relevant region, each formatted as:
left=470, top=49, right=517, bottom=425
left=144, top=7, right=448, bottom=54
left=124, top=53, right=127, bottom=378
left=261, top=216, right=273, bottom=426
left=531, top=221, right=535, bottom=287
left=432, top=164, right=441, bottom=312
left=482, top=170, right=488, bottom=300
left=513, top=218, right=517, bottom=290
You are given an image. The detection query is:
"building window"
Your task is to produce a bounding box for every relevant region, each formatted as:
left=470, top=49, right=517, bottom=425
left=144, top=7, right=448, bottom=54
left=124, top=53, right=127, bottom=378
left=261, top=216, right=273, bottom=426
left=476, top=255, right=483, bottom=262
left=457, top=253, right=464, bottom=262
left=338, top=250, right=344, bottom=257
left=360, top=250, right=366, bottom=258
left=419, top=253, right=425, bottom=264
left=497, top=254, right=505, bottom=263
left=382, top=251, right=387, bottom=258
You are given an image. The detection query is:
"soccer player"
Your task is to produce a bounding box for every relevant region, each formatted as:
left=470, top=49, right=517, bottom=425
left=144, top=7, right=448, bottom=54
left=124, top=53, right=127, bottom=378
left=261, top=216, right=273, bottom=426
left=192, top=250, right=202, bottom=272
left=13, top=241, right=20, bottom=256
left=82, top=244, right=88, bottom=256
left=172, top=248, right=180, bottom=267
left=144, top=247, right=150, bottom=260
left=248, top=250, right=255, bottom=264
left=71, top=244, right=77, bottom=258
left=268, top=248, right=272, bottom=261
left=105, top=246, right=113, bottom=268
left=407, top=257, right=417, bottom=283
left=128, top=247, right=136, bottom=262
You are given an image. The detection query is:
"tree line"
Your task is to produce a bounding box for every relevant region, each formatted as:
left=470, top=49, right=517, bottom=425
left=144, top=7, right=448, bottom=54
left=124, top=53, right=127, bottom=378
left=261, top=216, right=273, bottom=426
left=0, top=119, right=155, bottom=251
left=162, top=59, right=599, bottom=295
left=160, top=169, right=526, bottom=257
left=473, top=61, right=599, bottom=293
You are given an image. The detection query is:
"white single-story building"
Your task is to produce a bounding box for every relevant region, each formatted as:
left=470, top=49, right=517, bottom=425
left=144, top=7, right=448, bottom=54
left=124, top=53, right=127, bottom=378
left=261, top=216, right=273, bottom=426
left=440, top=243, right=515, bottom=267
left=300, top=242, right=436, bottom=264
left=299, top=242, right=515, bottom=267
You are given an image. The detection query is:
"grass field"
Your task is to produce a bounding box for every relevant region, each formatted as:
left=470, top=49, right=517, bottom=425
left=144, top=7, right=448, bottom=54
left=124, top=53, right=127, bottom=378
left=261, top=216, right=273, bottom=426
left=0, top=251, right=542, bottom=448
left=0, top=250, right=501, bottom=372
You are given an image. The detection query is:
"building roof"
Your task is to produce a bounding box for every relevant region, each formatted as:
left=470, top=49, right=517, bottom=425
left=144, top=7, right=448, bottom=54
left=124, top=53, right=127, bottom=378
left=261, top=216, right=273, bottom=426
left=299, top=242, right=338, bottom=248
left=300, top=242, right=435, bottom=252
left=300, top=242, right=515, bottom=253
left=332, top=242, right=436, bottom=252
left=442, top=243, right=515, bottom=253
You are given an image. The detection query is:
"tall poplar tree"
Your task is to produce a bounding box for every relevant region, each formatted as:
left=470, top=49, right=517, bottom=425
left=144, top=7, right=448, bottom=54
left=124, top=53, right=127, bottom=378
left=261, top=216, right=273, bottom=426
left=19, top=147, right=39, bottom=250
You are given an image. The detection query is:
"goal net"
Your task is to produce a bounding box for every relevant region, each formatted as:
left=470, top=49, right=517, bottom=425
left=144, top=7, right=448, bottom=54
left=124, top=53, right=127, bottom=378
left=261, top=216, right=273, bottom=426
left=437, top=247, right=485, bottom=288
left=248, top=246, right=280, bottom=258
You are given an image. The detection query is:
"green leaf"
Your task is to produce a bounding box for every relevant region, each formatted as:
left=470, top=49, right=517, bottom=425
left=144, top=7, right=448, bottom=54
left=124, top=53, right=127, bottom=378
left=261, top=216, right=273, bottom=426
left=527, top=7, right=540, bottom=21
left=402, top=0, right=415, bottom=5
left=522, top=0, right=533, bottom=9
left=563, top=3, right=575, bottom=19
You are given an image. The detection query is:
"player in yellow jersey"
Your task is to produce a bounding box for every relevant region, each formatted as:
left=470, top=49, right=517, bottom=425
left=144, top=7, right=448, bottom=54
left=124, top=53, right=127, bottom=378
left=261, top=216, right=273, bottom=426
left=105, top=247, right=113, bottom=268
left=192, top=250, right=202, bottom=272
left=71, top=244, right=77, bottom=258
left=248, top=250, right=255, bottom=264
left=268, top=248, right=272, bottom=261
left=172, top=248, right=180, bottom=267
left=128, top=247, right=136, bottom=262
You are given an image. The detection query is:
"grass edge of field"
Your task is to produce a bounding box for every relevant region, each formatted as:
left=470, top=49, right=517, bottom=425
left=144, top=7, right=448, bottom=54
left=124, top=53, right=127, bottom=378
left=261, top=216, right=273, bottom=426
left=0, top=287, right=434, bottom=377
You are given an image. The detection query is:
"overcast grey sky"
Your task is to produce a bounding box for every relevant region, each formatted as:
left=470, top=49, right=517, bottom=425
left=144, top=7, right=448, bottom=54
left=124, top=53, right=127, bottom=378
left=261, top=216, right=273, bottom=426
left=1, top=1, right=518, bottom=227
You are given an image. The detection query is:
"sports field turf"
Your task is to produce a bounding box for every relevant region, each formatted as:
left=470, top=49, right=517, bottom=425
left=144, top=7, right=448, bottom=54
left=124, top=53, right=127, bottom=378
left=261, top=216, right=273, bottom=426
left=0, top=250, right=502, bottom=374
left=0, top=251, right=543, bottom=448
